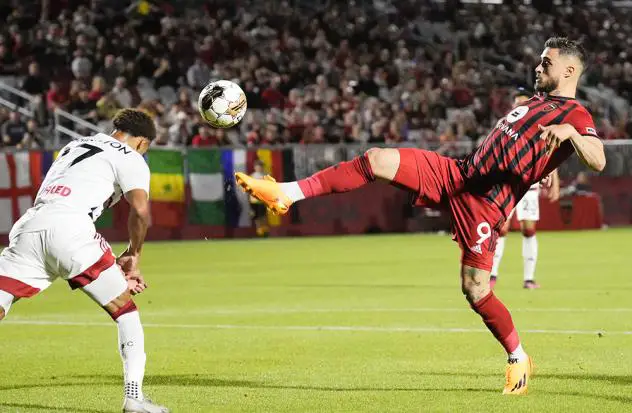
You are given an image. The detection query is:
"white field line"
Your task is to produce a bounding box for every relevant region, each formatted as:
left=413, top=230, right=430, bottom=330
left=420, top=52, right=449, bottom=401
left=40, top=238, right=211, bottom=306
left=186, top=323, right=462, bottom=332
left=3, top=319, right=632, bottom=335
left=5, top=307, right=632, bottom=319
left=144, top=307, right=632, bottom=315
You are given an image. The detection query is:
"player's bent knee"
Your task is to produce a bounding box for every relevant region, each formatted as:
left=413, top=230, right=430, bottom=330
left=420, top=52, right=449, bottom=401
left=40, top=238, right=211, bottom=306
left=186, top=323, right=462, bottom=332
left=366, top=148, right=400, bottom=181
left=105, top=292, right=138, bottom=320
left=521, top=226, right=536, bottom=238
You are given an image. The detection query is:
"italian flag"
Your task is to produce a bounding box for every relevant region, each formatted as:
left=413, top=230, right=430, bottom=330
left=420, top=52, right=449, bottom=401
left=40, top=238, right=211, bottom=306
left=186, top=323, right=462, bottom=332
left=188, top=148, right=250, bottom=227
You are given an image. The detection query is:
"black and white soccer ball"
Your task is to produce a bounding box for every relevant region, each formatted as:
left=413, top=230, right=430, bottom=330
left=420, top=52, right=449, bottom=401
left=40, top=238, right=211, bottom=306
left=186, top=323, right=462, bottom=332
left=198, top=80, right=248, bottom=128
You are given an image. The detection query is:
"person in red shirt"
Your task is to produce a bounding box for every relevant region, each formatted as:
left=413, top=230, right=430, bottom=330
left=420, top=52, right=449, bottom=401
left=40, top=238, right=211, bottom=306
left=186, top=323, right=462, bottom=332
left=88, top=76, right=107, bottom=102
left=236, top=37, right=606, bottom=395
left=191, top=125, right=217, bottom=147
left=46, top=81, right=68, bottom=111
left=261, top=77, right=284, bottom=109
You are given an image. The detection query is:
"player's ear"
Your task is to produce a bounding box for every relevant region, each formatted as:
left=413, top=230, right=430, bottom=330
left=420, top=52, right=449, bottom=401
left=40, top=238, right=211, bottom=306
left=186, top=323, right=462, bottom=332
left=138, top=138, right=151, bottom=154
left=564, top=65, right=575, bottom=78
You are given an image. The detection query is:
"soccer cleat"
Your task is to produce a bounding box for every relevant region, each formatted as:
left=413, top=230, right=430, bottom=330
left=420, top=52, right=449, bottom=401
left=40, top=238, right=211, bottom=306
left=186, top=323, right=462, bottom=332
left=523, top=280, right=540, bottom=289
left=490, top=275, right=497, bottom=289
left=503, top=356, right=533, bottom=395
left=235, top=172, right=293, bottom=215
left=123, top=396, right=170, bottom=413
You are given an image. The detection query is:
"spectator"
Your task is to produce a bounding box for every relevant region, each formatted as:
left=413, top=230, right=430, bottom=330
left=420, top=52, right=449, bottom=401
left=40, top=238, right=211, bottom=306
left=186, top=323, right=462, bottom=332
left=261, top=77, right=284, bottom=109
left=191, top=125, right=217, bottom=147
left=111, top=77, right=133, bottom=108
left=98, top=54, right=121, bottom=86
left=68, top=89, right=98, bottom=122
left=96, top=93, right=122, bottom=120
left=168, top=111, right=192, bottom=146
left=88, top=76, right=107, bottom=102
left=2, top=111, right=27, bottom=147
left=46, top=81, right=68, bottom=111
left=0, top=43, right=18, bottom=76
left=71, top=49, right=92, bottom=80
left=153, top=57, right=178, bottom=89
left=187, top=58, right=210, bottom=90
left=17, top=119, right=45, bottom=149
left=21, top=63, right=46, bottom=96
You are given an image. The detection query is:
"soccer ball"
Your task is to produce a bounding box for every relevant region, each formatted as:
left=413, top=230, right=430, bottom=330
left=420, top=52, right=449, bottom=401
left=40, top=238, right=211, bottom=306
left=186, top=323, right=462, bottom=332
left=198, top=80, right=248, bottom=128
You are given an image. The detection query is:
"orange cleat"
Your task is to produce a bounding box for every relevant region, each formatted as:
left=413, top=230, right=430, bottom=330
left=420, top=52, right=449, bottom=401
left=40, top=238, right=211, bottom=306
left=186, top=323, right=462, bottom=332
left=235, top=172, right=293, bottom=215
left=503, top=355, right=533, bottom=395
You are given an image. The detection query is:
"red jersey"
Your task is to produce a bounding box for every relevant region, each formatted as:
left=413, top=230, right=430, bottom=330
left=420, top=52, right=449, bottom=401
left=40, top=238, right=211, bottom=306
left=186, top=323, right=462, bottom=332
left=460, top=95, right=598, bottom=218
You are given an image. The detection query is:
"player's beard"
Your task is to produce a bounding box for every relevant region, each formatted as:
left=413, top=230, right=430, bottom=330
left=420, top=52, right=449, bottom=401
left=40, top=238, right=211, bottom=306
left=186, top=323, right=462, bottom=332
left=534, top=76, right=559, bottom=94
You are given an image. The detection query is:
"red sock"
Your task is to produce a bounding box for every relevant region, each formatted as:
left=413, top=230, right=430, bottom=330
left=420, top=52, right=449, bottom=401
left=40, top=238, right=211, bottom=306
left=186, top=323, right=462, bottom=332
left=298, top=153, right=375, bottom=198
left=471, top=291, right=520, bottom=354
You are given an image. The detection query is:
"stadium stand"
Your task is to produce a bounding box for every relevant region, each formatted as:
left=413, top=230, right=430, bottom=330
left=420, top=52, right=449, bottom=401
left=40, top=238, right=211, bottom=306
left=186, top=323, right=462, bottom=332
left=0, top=0, right=630, bottom=150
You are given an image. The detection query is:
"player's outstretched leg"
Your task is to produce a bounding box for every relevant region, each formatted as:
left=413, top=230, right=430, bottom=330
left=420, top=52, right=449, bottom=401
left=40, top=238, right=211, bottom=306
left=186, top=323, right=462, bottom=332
left=521, top=222, right=539, bottom=289
left=461, top=265, right=533, bottom=395
left=76, top=264, right=169, bottom=413
left=490, top=221, right=510, bottom=289
left=235, top=148, right=409, bottom=214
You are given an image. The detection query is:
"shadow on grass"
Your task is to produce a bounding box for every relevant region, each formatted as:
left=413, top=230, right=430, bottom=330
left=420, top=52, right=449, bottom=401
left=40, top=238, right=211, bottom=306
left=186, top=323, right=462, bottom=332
left=2, top=372, right=631, bottom=407
left=0, top=402, right=109, bottom=413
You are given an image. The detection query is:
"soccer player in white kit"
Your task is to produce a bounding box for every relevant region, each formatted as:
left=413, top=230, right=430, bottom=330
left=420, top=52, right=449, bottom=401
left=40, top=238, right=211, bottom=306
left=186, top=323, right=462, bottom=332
left=490, top=89, right=560, bottom=289
left=0, top=109, right=169, bottom=413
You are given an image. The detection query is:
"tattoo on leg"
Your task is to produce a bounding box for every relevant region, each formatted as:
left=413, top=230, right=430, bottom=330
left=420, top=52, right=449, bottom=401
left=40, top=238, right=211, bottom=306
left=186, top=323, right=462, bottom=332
left=461, top=266, right=490, bottom=303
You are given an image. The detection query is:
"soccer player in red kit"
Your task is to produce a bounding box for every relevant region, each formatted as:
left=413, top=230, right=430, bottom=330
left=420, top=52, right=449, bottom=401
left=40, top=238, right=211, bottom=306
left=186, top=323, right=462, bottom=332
left=235, top=37, right=606, bottom=395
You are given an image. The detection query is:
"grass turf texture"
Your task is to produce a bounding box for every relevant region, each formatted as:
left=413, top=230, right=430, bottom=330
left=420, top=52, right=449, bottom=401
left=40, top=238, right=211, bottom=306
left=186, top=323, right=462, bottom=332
left=1, top=229, right=631, bottom=412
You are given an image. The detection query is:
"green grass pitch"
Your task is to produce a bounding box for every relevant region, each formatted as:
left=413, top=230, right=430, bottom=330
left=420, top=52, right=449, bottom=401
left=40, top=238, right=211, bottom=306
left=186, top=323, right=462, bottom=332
left=1, top=229, right=631, bottom=412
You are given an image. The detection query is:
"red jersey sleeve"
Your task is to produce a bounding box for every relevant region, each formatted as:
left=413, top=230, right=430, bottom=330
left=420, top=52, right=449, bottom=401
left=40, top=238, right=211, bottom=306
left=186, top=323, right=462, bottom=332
left=564, top=106, right=599, bottom=138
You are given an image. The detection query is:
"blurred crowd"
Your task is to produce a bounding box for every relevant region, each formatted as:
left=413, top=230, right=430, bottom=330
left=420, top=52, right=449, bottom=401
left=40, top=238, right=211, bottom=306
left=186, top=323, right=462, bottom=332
left=0, top=0, right=631, bottom=150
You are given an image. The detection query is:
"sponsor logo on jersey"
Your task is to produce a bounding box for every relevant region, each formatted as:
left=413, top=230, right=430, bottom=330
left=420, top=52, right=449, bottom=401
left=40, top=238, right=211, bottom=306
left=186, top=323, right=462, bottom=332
left=543, top=103, right=558, bottom=112
left=506, top=105, right=529, bottom=123
left=42, top=185, right=72, bottom=196
left=495, top=119, right=520, bottom=140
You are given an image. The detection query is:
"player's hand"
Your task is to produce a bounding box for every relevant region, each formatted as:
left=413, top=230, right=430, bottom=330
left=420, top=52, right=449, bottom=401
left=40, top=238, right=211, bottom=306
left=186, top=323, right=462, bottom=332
left=540, top=174, right=553, bottom=189
left=125, top=269, right=148, bottom=296
left=547, top=183, right=560, bottom=202
left=538, top=124, right=578, bottom=155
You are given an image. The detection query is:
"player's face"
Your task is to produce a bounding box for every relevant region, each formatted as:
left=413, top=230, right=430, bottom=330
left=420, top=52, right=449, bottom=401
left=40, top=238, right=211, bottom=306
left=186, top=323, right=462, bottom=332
left=534, top=48, right=562, bottom=93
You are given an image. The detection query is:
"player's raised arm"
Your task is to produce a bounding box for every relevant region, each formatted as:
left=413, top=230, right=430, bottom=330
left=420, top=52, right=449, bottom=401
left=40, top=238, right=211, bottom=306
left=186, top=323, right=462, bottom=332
left=538, top=123, right=606, bottom=172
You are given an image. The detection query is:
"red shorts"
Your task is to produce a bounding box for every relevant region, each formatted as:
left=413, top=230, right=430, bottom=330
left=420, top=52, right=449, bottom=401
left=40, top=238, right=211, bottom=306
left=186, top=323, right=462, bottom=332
left=395, top=149, right=504, bottom=271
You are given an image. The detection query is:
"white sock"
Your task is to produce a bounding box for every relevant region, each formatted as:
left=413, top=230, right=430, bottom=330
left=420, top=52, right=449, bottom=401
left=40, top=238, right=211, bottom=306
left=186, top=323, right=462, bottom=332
left=279, top=182, right=305, bottom=202
left=117, top=311, right=146, bottom=400
left=522, top=235, right=538, bottom=281
left=509, top=343, right=528, bottom=363
left=491, top=236, right=506, bottom=277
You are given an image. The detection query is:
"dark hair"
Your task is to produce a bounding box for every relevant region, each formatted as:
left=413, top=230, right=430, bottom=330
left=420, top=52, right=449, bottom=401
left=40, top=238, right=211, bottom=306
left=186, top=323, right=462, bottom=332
left=544, top=37, right=586, bottom=67
left=112, top=108, right=156, bottom=141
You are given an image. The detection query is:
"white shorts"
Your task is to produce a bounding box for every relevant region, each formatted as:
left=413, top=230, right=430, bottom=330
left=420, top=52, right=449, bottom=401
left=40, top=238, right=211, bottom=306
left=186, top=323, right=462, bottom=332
left=0, top=205, right=127, bottom=312
left=515, top=188, right=540, bottom=222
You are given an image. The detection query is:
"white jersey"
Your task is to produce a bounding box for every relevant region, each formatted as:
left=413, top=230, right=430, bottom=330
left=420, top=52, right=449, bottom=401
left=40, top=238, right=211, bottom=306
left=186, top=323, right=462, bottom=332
left=34, top=133, right=150, bottom=221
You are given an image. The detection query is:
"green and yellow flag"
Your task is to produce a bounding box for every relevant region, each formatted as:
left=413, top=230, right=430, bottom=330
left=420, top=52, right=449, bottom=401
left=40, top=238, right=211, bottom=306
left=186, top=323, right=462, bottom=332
left=147, top=149, right=185, bottom=227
